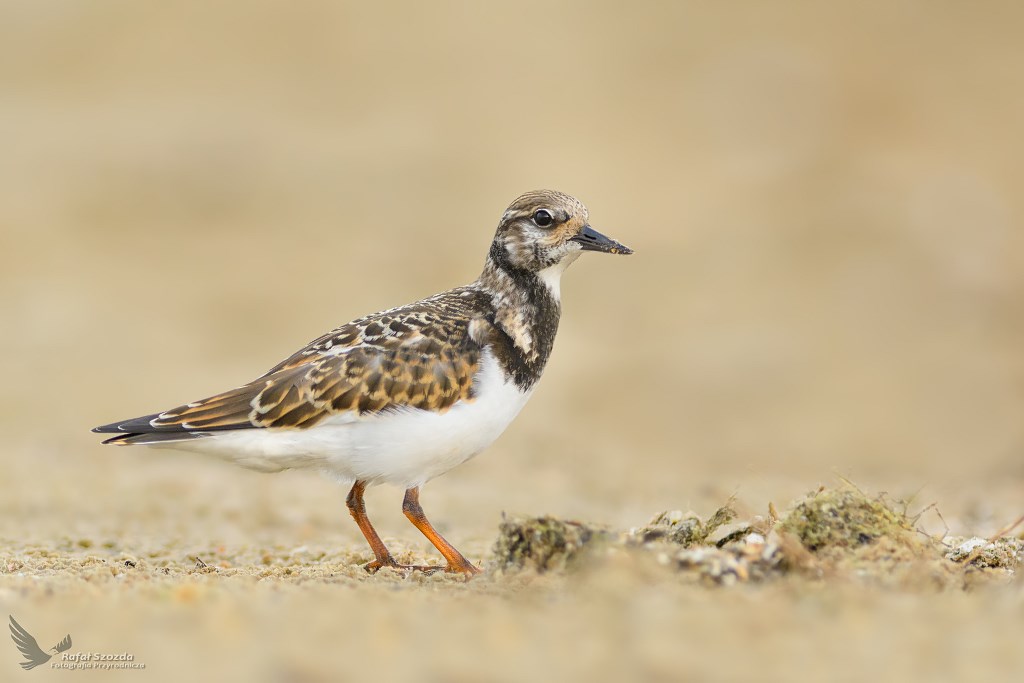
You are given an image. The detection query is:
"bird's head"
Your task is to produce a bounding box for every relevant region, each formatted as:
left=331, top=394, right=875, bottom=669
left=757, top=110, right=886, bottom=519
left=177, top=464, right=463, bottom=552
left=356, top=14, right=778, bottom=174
left=489, top=190, right=632, bottom=278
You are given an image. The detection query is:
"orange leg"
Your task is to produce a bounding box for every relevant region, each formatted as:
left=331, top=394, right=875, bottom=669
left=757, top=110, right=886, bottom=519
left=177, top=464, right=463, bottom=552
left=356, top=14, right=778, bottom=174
left=346, top=481, right=442, bottom=574
left=402, top=487, right=481, bottom=576
left=346, top=481, right=399, bottom=572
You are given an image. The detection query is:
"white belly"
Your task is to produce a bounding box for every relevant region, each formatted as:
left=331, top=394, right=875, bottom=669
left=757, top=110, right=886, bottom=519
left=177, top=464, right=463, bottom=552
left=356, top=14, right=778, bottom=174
left=154, top=352, right=533, bottom=488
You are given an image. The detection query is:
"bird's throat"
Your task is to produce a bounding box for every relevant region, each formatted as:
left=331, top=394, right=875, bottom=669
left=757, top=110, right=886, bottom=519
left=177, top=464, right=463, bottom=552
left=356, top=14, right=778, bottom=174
left=476, top=255, right=562, bottom=391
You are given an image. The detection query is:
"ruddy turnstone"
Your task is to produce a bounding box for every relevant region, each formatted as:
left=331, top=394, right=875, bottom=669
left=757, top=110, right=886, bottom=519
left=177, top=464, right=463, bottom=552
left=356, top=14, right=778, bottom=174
left=94, top=190, right=632, bottom=575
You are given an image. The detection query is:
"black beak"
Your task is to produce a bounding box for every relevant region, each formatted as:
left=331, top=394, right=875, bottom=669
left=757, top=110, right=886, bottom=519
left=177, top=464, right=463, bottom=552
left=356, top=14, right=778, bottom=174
left=570, top=225, right=633, bottom=255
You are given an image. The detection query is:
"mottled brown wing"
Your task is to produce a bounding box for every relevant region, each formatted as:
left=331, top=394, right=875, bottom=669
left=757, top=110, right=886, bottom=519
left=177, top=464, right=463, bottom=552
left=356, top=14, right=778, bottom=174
left=93, top=287, right=495, bottom=439
left=147, top=334, right=482, bottom=432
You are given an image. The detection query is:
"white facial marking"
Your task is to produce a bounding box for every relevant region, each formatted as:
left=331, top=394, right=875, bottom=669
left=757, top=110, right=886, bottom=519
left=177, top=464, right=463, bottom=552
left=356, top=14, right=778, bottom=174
left=535, top=250, right=581, bottom=301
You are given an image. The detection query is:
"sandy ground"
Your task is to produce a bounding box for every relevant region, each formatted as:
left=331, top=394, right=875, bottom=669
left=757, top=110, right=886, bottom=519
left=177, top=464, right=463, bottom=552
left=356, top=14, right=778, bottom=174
left=2, top=2, right=1024, bottom=681
left=2, top=464, right=1023, bottom=682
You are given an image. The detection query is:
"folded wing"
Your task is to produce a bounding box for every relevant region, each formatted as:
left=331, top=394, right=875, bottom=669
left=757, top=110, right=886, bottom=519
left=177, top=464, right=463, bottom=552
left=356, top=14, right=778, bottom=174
left=94, top=300, right=490, bottom=444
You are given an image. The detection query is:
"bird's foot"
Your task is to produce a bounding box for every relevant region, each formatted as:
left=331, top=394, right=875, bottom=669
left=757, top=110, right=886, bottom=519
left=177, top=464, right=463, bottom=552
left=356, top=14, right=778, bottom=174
left=445, top=559, right=483, bottom=576
left=363, top=557, right=481, bottom=577
left=363, top=558, right=442, bottom=575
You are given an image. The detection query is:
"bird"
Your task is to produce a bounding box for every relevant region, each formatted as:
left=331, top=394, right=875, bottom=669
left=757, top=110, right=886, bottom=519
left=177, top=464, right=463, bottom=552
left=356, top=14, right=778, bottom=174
left=93, top=190, right=632, bottom=575
left=9, top=616, right=72, bottom=670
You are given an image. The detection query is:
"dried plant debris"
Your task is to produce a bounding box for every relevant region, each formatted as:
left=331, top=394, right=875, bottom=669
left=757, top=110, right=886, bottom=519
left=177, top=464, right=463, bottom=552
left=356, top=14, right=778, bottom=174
left=769, top=487, right=968, bottom=588
left=628, top=504, right=785, bottom=586
left=490, top=486, right=1024, bottom=591
left=660, top=533, right=785, bottom=586
left=777, top=487, right=921, bottom=553
left=491, top=516, right=612, bottom=573
left=945, top=537, right=1023, bottom=570
left=628, top=504, right=737, bottom=548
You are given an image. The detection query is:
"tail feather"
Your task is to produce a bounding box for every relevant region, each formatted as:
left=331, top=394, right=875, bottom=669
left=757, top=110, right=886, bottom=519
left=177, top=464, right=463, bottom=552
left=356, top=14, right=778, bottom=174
left=94, top=409, right=243, bottom=445
left=93, top=412, right=165, bottom=435
left=100, top=431, right=211, bottom=446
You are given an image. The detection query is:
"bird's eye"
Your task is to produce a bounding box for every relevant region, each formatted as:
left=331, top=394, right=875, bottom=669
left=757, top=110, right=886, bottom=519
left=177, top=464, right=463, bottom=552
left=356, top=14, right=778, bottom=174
left=532, top=209, right=554, bottom=228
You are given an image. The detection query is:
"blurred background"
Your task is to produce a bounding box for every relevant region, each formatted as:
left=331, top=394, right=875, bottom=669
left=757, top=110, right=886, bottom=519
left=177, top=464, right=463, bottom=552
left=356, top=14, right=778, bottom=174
left=1, top=1, right=1022, bottom=680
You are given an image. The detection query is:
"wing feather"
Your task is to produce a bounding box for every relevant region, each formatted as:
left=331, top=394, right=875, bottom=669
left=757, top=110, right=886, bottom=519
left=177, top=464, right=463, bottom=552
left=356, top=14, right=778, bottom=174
left=93, top=288, right=493, bottom=440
